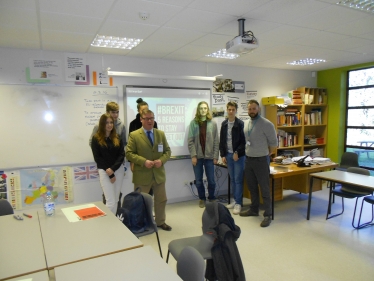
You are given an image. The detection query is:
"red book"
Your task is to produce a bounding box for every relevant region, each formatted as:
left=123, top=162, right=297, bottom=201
left=74, top=206, right=106, bottom=220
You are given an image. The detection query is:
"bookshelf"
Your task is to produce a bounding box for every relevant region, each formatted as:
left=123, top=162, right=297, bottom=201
left=265, top=88, right=328, bottom=158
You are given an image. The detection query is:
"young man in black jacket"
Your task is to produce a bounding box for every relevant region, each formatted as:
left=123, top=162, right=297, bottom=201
left=219, top=102, right=246, bottom=215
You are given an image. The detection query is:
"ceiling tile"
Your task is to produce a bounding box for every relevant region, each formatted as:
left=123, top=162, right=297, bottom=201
left=40, top=12, right=102, bottom=34
left=164, top=8, right=235, bottom=33
left=38, top=0, right=115, bottom=18
left=109, top=0, right=184, bottom=25
left=188, top=0, right=270, bottom=16
left=99, top=20, right=160, bottom=39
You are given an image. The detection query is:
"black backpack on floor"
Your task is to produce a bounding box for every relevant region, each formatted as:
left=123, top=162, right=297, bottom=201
left=117, top=188, right=148, bottom=234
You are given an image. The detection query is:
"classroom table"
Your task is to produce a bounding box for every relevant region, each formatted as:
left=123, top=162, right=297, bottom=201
left=54, top=245, right=182, bottom=281
left=241, top=162, right=338, bottom=219
left=0, top=210, right=47, bottom=281
left=5, top=270, right=50, bottom=281
left=307, top=170, right=374, bottom=220
left=269, top=162, right=338, bottom=219
left=38, top=201, right=143, bottom=269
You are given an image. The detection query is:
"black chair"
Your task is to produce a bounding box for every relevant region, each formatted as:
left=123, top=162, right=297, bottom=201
left=336, top=152, right=359, bottom=171
left=354, top=195, right=374, bottom=229
left=135, top=192, right=163, bottom=258
left=0, top=199, right=14, bottom=216
left=331, top=152, right=360, bottom=203
left=166, top=201, right=216, bottom=263
left=177, top=246, right=205, bottom=281
left=326, top=167, right=372, bottom=228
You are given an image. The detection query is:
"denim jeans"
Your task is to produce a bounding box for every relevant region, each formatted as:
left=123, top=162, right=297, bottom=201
left=193, top=158, right=216, bottom=200
left=226, top=153, right=245, bottom=205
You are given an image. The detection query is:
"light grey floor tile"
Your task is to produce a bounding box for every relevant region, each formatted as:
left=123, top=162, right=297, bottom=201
left=139, top=187, right=374, bottom=281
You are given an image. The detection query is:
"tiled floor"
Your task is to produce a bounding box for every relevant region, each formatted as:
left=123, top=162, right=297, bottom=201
left=139, top=187, right=374, bottom=281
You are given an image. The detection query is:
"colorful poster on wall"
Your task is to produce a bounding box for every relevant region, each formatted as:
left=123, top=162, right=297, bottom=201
left=6, top=166, right=74, bottom=210
left=29, top=59, right=62, bottom=80
left=0, top=172, right=8, bottom=200
left=65, top=53, right=87, bottom=82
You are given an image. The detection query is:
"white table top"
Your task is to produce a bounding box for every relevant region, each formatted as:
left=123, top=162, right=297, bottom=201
left=54, top=245, right=182, bottom=281
left=38, top=201, right=143, bottom=269
left=0, top=210, right=47, bottom=281
left=5, top=270, right=50, bottom=281
left=310, top=170, right=374, bottom=190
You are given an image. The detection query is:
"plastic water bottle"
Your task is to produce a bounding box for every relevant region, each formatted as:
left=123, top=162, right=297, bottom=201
left=43, top=191, right=55, bottom=216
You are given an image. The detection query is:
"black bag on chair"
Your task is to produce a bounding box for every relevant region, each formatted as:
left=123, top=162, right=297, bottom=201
left=117, top=188, right=148, bottom=234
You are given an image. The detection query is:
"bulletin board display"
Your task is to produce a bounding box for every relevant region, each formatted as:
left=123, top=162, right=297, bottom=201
left=0, top=84, right=119, bottom=169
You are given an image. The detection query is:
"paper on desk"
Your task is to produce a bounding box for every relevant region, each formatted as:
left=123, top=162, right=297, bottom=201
left=62, top=203, right=104, bottom=222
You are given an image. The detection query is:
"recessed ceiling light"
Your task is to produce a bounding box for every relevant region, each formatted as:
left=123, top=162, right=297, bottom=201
left=337, top=0, right=374, bottom=14
left=91, top=34, right=143, bottom=50
left=206, top=49, right=239, bottom=59
left=287, top=58, right=326, bottom=66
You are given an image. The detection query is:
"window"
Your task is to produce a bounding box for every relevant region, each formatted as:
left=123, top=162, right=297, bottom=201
left=345, top=67, right=374, bottom=171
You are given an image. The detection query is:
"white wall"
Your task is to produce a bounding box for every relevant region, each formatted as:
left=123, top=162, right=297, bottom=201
left=0, top=47, right=316, bottom=206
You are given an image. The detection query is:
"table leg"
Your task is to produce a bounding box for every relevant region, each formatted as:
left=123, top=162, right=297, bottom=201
left=307, top=176, right=314, bottom=220
left=272, top=177, right=275, bottom=220
left=228, top=173, right=231, bottom=204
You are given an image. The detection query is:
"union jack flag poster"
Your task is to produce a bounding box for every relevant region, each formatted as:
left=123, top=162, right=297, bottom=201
left=74, top=166, right=99, bottom=182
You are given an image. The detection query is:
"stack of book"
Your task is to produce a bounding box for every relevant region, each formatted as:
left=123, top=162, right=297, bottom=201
left=292, top=91, right=302, bottom=105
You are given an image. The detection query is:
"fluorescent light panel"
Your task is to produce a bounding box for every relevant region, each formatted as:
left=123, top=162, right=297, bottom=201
left=337, top=0, right=374, bottom=13
left=206, top=49, right=239, bottom=59
left=287, top=58, right=326, bottom=66
left=91, top=34, right=143, bottom=49
left=107, top=71, right=217, bottom=81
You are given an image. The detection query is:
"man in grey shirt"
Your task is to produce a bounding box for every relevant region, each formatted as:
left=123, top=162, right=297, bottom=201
left=240, top=100, right=277, bottom=227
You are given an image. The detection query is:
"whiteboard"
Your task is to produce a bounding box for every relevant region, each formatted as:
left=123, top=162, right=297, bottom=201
left=125, top=86, right=211, bottom=157
left=0, top=84, right=119, bottom=169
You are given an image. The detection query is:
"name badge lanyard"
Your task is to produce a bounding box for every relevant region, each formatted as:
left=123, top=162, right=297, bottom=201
left=247, top=118, right=258, bottom=146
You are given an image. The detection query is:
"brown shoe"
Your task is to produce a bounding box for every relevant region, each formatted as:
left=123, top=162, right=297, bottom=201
left=260, top=216, right=272, bottom=227
left=239, top=209, right=259, bottom=217
left=157, top=223, right=172, bottom=231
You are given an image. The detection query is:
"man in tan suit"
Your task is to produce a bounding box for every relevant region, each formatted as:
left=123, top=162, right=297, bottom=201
left=126, top=109, right=172, bottom=231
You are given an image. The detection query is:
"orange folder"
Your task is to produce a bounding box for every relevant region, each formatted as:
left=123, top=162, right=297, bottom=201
left=74, top=206, right=106, bottom=220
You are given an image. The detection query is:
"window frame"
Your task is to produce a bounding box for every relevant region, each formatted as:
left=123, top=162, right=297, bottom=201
left=344, top=66, right=374, bottom=171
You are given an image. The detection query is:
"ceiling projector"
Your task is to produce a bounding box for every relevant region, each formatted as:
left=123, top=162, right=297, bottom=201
left=226, top=18, right=258, bottom=55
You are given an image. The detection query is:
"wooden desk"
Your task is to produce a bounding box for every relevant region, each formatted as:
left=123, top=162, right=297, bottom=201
left=243, top=162, right=338, bottom=219
left=54, top=245, right=182, bottom=281
left=38, top=201, right=143, bottom=269
left=5, top=270, right=50, bottom=281
left=308, top=170, right=374, bottom=220
left=0, top=211, right=46, bottom=281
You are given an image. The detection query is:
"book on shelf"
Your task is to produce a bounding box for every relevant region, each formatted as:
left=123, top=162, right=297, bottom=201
left=277, top=130, right=298, bottom=147
left=292, top=90, right=303, bottom=105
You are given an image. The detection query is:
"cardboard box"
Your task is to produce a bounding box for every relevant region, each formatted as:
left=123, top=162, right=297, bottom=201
left=262, top=96, right=284, bottom=105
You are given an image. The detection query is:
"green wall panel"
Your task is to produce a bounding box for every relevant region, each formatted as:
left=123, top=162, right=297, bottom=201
left=317, top=61, right=374, bottom=163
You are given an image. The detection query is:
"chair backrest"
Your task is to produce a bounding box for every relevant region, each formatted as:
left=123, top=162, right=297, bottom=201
left=140, top=192, right=157, bottom=232
left=339, top=152, right=359, bottom=170
left=202, top=201, right=218, bottom=235
left=177, top=246, right=205, bottom=281
left=0, top=199, right=14, bottom=216
left=341, top=167, right=371, bottom=195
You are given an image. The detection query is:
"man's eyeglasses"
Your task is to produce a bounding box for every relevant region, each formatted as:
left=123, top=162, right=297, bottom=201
left=141, top=117, right=155, bottom=121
